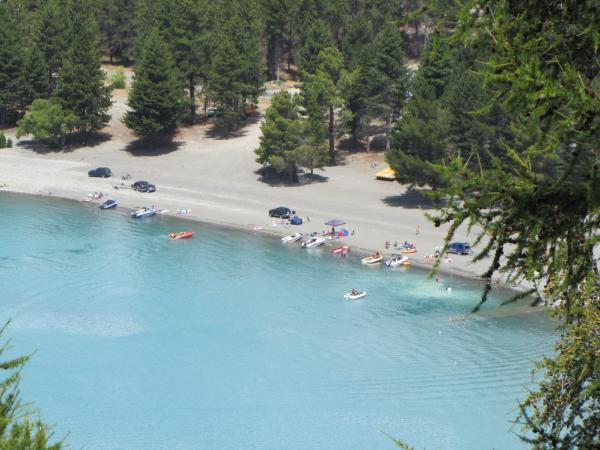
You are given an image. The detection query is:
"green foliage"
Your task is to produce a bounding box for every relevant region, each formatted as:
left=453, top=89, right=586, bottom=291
left=17, top=99, right=78, bottom=148
left=54, top=2, right=112, bottom=135
left=124, top=29, right=184, bottom=139
left=0, top=0, right=27, bottom=124
left=255, top=91, right=303, bottom=178
left=517, top=286, right=600, bottom=449
left=300, top=19, right=334, bottom=76
left=96, top=0, right=136, bottom=64
left=34, top=0, right=72, bottom=92
left=0, top=322, right=65, bottom=449
left=110, top=70, right=127, bottom=89
left=0, top=132, right=13, bottom=149
left=208, top=0, right=264, bottom=130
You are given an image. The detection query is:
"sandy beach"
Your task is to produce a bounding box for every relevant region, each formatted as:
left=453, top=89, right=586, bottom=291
left=0, top=75, right=495, bottom=283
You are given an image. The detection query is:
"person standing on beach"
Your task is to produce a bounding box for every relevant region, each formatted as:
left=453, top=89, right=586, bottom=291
left=416, top=224, right=420, bottom=234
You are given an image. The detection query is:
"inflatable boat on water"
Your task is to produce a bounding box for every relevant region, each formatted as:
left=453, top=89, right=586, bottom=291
left=169, top=231, right=194, bottom=240
left=344, top=290, right=366, bottom=300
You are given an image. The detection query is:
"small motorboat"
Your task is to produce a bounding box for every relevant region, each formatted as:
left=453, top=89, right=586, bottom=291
left=131, top=207, right=157, bottom=218
left=401, top=248, right=417, bottom=254
left=385, top=254, right=409, bottom=267
left=301, top=236, right=326, bottom=248
left=282, top=232, right=303, bottom=244
left=99, top=199, right=118, bottom=209
left=344, top=290, right=366, bottom=300
left=169, top=231, right=194, bottom=239
left=361, top=253, right=383, bottom=264
left=331, top=245, right=350, bottom=256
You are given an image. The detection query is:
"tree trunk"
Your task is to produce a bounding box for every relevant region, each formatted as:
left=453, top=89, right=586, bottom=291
left=287, top=37, right=293, bottom=72
left=385, top=115, right=391, bottom=150
left=366, top=133, right=371, bottom=152
left=189, top=76, right=196, bottom=120
left=288, top=163, right=299, bottom=183
left=267, top=35, right=283, bottom=81
left=328, top=105, right=336, bottom=165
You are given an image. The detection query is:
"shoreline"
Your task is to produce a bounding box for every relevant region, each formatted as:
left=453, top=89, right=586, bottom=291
left=1, top=187, right=527, bottom=293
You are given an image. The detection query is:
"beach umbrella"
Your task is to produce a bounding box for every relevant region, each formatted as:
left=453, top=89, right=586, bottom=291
left=325, top=219, right=346, bottom=234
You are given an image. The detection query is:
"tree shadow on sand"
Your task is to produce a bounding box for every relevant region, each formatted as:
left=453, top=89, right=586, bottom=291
left=124, top=138, right=183, bottom=156
left=18, top=131, right=112, bottom=154
left=204, top=113, right=262, bottom=140
left=255, top=166, right=329, bottom=187
left=381, top=188, right=447, bottom=210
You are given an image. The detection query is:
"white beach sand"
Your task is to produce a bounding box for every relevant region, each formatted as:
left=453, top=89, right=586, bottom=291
left=0, top=78, right=497, bottom=283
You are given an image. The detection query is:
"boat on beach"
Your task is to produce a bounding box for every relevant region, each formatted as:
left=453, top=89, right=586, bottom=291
left=344, top=290, right=366, bottom=300
left=301, top=236, right=326, bottom=248
left=385, top=254, right=409, bottom=267
left=331, top=245, right=350, bottom=256
left=99, top=199, right=118, bottom=209
left=169, top=231, right=194, bottom=239
left=131, top=207, right=157, bottom=218
left=282, top=232, right=303, bottom=243
left=361, top=253, right=383, bottom=264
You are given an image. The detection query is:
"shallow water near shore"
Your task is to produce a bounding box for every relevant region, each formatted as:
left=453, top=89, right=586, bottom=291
left=0, top=192, right=556, bottom=450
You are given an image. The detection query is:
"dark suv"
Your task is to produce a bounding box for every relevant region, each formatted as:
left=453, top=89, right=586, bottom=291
left=131, top=181, right=156, bottom=193
left=88, top=167, right=112, bottom=178
left=269, top=206, right=294, bottom=219
left=447, top=242, right=472, bottom=255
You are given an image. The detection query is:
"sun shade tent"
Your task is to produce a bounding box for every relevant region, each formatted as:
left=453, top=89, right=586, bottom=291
left=325, top=219, right=346, bottom=234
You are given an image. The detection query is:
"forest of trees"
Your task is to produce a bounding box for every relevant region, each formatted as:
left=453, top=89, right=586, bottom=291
left=0, top=0, right=598, bottom=448
left=0, top=0, right=436, bottom=149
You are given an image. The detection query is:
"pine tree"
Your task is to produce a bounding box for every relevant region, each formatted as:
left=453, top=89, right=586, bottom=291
left=255, top=91, right=303, bottom=181
left=302, top=46, right=343, bottom=163
left=300, top=19, right=334, bottom=76
left=19, top=45, right=49, bottom=110
left=0, top=0, right=27, bottom=124
left=371, top=22, right=409, bottom=149
left=124, top=29, right=184, bottom=139
left=208, top=0, right=263, bottom=130
left=54, top=3, right=112, bottom=135
left=262, top=0, right=291, bottom=80
left=34, top=0, right=72, bottom=93
left=96, top=0, right=136, bottom=64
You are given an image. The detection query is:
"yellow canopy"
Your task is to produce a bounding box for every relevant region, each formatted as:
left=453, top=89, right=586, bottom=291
left=375, top=166, right=397, bottom=180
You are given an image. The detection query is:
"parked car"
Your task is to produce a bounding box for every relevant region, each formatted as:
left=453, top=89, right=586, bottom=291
left=269, top=206, right=294, bottom=219
left=206, top=107, right=223, bottom=117
left=447, top=242, right=472, bottom=255
left=88, top=167, right=112, bottom=178
left=131, top=180, right=156, bottom=192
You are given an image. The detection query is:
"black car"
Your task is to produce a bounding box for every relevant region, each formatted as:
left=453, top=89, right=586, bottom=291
left=269, top=206, right=294, bottom=219
left=447, top=242, right=472, bottom=255
left=88, top=167, right=112, bottom=178
left=131, top=180, right=156, bottom=193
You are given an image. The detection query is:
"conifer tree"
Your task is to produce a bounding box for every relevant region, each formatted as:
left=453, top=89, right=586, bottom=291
left=0, top=0, right=27, bottom=124
left=96, top=0, right=136, bottom=64
left=124, top=29, right=184, bottom=140
left=208, top=0, right=263, bottom=130
left=19, top=45, right=49, bottom=111
left=302, top=46, right=343, bottom=163
left=255, top=91, right=303, bottom=181
left=34, top=0, right=72, bottom=93
left=54, top=2, right=112, bottom=136
left=300, top=19, right=334, bottom=76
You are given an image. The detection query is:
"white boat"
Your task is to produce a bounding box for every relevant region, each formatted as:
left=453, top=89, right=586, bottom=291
left=361, top=253, right=383, bottom=264
left=131, top=207, right=157, bottom=218
left=385, top=254, right=409, bottom=267
left=344, top=290, right=366, bottom=300
left=301, top=236, right=326, bottom=248
left=281, top=232, right=303, bottom=244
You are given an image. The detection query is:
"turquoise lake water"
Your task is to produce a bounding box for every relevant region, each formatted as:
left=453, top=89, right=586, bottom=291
left=0, top=193, right=556, bottom=449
